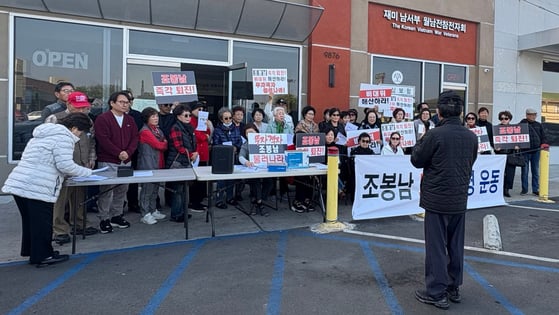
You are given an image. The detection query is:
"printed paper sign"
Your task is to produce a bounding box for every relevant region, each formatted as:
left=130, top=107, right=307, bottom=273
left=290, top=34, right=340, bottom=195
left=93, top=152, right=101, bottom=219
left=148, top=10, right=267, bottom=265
left=152, top=71, right=197, bottom=104
left=252, top=69, right=288, bottom=95
left=247, top=133, right=288, bottom=164
left=196, top=111, right=209, bottom=132
left=295, top=133, right=326, bottom=163
left=469, top=126, right=492, bottom=152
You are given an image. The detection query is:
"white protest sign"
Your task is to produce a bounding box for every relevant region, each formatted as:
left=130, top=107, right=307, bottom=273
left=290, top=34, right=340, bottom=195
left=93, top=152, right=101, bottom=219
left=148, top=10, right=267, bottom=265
left=252, top=69, right=288, bottom=95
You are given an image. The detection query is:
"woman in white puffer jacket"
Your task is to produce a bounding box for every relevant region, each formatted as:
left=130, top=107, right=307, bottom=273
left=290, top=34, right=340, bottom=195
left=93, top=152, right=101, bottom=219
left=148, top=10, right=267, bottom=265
left=2, top=113, right=93, bottom=267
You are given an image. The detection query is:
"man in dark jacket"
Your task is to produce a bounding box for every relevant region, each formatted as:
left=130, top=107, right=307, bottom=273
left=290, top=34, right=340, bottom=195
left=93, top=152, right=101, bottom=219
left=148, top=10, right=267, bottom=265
left=519, top=108, right=548, bottom=195
left=411, top=91, right=478, bottom=310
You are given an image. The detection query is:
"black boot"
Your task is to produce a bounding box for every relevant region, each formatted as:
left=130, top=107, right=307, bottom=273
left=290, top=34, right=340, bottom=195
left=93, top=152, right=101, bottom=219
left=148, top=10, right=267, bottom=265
left=504, top=189, right=511, bottom=197
left=257, top=201, right=269, bottom=217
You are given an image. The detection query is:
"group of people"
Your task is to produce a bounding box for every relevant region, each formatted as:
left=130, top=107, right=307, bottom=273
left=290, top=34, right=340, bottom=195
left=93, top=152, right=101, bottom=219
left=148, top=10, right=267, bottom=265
left=463, top=107, right=548, bottom=197
left=2, top=82, right=217, bottom=267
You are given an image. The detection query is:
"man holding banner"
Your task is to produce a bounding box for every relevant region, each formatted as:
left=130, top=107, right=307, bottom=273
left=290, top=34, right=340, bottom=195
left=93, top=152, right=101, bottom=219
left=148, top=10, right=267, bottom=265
left=411, top=91, right=478, bottom=310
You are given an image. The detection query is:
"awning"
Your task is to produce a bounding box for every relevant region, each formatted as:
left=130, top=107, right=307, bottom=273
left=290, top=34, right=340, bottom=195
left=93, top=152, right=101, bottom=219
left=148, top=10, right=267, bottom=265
left=0, top=0, right=323, bottom=42
left=519, top=27, right=559, bottom=55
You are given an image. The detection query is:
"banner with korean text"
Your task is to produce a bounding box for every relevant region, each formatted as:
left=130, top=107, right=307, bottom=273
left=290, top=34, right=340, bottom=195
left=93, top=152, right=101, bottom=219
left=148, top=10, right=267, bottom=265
left=252, top=69, right=288, bottom=95
left=352, top=155, right=506, bottom=220
left=152, top=71, right=197, bottom=104
left=492, top=123, right=530, bottom=150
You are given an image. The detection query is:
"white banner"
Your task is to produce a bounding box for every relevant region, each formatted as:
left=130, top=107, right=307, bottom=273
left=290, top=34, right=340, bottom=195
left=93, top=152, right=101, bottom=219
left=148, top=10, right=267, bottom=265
left=352, top=155, right=507, bottom=220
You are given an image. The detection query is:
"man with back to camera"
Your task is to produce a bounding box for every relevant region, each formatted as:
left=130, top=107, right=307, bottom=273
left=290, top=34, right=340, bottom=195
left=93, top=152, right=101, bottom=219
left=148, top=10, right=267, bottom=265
left=411, top=91, right=478, bottom=310
left=519, top=108, right=548, bottom=195
left=40, top=81, right=75, bottom=121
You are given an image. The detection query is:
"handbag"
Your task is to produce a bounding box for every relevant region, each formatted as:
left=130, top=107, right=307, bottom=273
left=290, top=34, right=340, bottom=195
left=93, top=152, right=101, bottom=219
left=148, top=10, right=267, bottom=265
left=169, top=149, right=192, bottom=169
left=506, top=150, right=525, bottom=167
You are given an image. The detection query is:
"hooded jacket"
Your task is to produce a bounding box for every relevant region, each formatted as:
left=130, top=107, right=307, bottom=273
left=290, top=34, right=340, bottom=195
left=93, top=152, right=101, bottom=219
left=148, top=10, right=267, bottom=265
left=2, top=123, right=92, bottom=202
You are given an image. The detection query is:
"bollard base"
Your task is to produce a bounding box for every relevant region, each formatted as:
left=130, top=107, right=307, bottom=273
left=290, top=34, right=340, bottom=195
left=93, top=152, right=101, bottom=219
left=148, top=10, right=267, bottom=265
left=310, top=221, right=355, bottom=234
left=536, top=198, right=556, bottom=204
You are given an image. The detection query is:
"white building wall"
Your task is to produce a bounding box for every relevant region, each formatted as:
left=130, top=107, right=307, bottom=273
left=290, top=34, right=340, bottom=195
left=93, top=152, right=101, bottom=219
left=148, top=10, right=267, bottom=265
left=494, top=0, right=559, bottom=164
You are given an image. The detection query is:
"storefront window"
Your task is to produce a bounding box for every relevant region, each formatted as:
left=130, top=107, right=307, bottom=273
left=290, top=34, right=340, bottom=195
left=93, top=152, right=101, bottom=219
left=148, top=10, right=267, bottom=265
left=424, top=63, right=441, bottom=105
left=372, top=56, right=468, bottom=116
left=12, top=17, right=123, bottom=160
left=232, top=41, right=300, bottom=117
left=129, top=30, right=228, bottom=62
left=443, top=65, right=467, bottom=84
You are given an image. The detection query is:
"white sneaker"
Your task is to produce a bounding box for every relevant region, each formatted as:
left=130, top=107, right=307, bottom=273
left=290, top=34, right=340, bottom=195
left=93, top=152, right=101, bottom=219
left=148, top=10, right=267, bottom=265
left=140, top=213, right=157, bottom=225
left=151, top=210, right=166, bottom=220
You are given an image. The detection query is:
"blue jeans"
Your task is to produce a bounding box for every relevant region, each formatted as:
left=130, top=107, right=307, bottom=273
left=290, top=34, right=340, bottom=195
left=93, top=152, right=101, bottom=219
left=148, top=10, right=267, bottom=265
left=521, top=150, right=540, bottom=193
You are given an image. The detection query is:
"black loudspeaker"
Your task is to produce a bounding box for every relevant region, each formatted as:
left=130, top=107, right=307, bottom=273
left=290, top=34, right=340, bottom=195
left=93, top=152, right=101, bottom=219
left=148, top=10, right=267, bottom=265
left=211, top=145, right=234, bottom=174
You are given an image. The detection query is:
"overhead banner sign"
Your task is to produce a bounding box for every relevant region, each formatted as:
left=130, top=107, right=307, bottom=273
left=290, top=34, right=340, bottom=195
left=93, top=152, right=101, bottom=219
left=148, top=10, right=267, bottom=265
left=492, top=123, right=530, bottom=150
left=252, top=69, right=288, bottom=95
left=247, top=133, right=288, bottom=164
left=352, top=155, right=506, bottom=220
left=152, top=71, right=197, bottom=104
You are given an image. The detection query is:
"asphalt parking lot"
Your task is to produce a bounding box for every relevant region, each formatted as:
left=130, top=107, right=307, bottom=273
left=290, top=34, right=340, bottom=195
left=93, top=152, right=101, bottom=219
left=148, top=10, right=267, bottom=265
left=1, top=194, right=558, bottom=315
left=1, top=165, right=558, bottom=314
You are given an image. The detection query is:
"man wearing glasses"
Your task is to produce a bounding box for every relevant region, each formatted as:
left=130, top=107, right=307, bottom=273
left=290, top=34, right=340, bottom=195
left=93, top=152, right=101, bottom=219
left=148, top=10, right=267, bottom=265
left=94, top=91, right=138, bottom=234
left=40, top=81, right=75, bottom=121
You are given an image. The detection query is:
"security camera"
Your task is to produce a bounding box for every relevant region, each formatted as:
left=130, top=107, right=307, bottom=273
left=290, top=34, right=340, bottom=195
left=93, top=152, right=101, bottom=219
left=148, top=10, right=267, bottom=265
left=483, top=68, right=490, bottom=73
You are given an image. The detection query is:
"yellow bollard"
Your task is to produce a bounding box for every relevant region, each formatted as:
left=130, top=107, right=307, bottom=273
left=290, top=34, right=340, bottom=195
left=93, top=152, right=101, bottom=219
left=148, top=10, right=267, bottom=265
left=326, top=147, right=339, bottom=222
left=310, top=147, right=354, bottom=234
left=538, top=149, right=555, bottom=203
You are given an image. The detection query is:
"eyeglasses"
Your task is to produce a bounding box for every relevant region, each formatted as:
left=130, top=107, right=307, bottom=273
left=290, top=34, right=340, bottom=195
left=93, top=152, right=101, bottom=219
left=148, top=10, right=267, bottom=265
left=331, top=113, right=340, bottom=116
left=116, top=100, right=130, bottom=105
left=499, top=117, right=510, bottom=121
left=182, top=113, right=191, bottom=117
left=161, top=104, right=172, bottom=107
left=61, top=89, right=74, bottom=93
left=466, top=117, right=475, bottom=120
left=361, top=140, right=370, bottom=143
left=222, top=117, right=232, bottom=121
left=391, top=137, right=400, bottom=140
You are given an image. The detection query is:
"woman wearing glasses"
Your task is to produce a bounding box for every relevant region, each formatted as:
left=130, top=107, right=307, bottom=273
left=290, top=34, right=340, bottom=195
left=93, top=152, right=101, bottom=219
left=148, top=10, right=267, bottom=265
left=213, top=107, right=243, bottom=209
left=320, top=107, right=346, bottom=140
left=464, top=112, right=478, bottom=129
left=351, top=132, right=375, bottom=156
left=382, top=131, right=404, bottom=155
left=494, top=110, right=518, bottom=197
left=166, top=104, right=197, bottom=222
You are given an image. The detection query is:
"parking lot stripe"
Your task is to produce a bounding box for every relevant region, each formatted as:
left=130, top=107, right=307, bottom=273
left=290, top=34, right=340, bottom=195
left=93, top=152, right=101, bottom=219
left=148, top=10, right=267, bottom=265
left=266, top=231, right=288, bottom=315
left=361, top=242, right=403, bottom=314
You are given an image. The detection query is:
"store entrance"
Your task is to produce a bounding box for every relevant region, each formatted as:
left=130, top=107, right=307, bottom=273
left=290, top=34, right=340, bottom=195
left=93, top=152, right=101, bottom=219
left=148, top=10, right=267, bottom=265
left=181, top=62, right=249, bottom=122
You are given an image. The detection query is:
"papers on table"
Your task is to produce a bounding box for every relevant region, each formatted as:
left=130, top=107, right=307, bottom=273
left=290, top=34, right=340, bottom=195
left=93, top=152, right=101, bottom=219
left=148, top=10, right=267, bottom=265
left=134, top=170, right=153, bottom=177
left=92, top=166, right=109, bottom=173
left=70, top=175, right=108, bottom=182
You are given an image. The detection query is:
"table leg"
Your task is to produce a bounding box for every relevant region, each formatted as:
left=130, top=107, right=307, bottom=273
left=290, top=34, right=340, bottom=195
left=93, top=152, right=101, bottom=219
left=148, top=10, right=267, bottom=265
left=184, top=182, right=189, bottom=239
